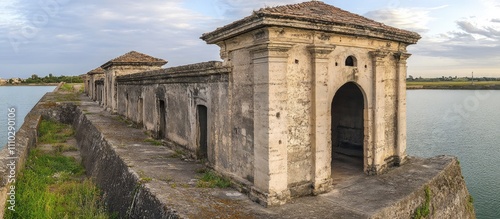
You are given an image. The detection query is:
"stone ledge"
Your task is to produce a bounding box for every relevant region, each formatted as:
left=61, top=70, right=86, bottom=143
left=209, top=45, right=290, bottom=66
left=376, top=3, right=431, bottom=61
left=116, top=61, right=231, bottom=84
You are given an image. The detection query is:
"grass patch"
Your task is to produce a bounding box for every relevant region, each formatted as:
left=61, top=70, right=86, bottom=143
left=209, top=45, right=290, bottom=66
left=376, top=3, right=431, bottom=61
left=59, top=83, right=83, bottom=93
left=169, top=149, right=186, bottom=158
left=59, top=83, right=74, bottom=92
left=38, top=120, right=74, bottom=144
left=53, top=143, right=78, bottom=153
left=144, top=138, right=163, bottom=146
left=4, top=149, right=111, bottom=219
left=5, top=119, right=114, bottom=218
left=140, top=177, right=152, bottom=183
left=413, top=186, right=431, bottom=219
left=196, top=170, right=231, bottom=188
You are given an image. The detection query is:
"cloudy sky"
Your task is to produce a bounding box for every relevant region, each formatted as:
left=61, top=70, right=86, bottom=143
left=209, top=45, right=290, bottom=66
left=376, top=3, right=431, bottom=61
left=1, top=0, right=499, bottom=79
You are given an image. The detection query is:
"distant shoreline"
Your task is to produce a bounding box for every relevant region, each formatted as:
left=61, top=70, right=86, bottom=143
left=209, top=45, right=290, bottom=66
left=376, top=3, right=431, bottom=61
left=407, top=81, right=500, bottom=90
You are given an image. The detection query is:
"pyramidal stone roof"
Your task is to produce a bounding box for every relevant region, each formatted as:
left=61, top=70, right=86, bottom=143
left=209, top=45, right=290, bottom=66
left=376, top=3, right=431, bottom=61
left=202, top=1, right=421, bottom=44
left=87, top=67, right=104, bottom=75
left=101, top=51, right=167, bottom=69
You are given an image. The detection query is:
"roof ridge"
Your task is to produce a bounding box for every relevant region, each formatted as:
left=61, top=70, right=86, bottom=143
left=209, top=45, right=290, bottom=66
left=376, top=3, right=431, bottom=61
left=87, top=67, right=104, bottom=75
left=257, top=1, right=393, bottom=29
left=101, top=51, right=167, bottom=69
left=109, top=51, right=165, bottom=63
left=202, top=1, right=421, bottom=45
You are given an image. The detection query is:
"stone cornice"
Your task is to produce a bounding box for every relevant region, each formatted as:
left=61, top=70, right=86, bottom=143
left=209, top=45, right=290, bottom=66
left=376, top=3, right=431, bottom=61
left=369, top=50, right=390, bottom=62
left=249, top=42, right=294, bottom=59
left=116, top=61, right=231, bottom=84
left=101, top=62, right=166, bottom=70
left=202, top=16, right=420, bottom=45
left=393, top=52, right=412, bottom=64
left=308, top=45, right=336, bottom=59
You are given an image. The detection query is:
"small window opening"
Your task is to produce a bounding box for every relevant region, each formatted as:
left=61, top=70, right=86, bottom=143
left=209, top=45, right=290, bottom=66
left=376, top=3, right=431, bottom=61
left=345, top=56, right=357, bottom=67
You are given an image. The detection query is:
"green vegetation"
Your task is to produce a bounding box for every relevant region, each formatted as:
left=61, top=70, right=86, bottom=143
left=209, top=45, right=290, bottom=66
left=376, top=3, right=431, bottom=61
left=4, top=120, right=113, bottom=219
left=413, top=186, right=432, bottom=219
left=407, top=75, right=500, bottom=82
left=466, top=195, right=475, bottom=214
left=170, top=149, right=186, bottom=158
left=38, top=120, right=74, bottom=144
left=407, top=81, right=500, bottom=87
left=23, top=74, right=83, bottom=84
left=196, top=170, right=231, bottom=188
left=406, top=76, right=500, bottom=89
left=60, top=83, right=76, bottom=92
left=144, top=138, right=163, bottom=146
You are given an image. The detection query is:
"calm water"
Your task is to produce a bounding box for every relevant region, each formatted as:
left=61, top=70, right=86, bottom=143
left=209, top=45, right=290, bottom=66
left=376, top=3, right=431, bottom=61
left=0, top=86, right=56, bottom=148
left=407, top=90, right=500, bottom=219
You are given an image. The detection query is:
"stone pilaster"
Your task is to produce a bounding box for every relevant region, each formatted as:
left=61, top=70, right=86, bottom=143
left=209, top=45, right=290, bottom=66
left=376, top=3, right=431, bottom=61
left=104, top=70, right=113, bottom=111
left=394, top=52, right=411, bottom=165
left=369, top=50, right=389, bottom=174
left=308, top=45, right=335, bottom=194
left=250, top=42, right=292, bottom=206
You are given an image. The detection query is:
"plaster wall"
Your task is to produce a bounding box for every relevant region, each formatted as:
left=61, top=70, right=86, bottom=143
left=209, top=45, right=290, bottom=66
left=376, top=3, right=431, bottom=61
left=115, top=64, right=256, bottom=184
left=214, top=26, right=411, bottom=204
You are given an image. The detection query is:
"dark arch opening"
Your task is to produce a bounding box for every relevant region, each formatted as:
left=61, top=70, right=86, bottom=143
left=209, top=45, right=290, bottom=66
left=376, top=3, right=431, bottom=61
left=331, top=82, right=364, bottom=173
left=197, top=105, right=208, bottom=160
left=138, top=97, right=143, bottom=126
left=158, top=99, right=166, bottom=139
left=345, top=56, right=357, bottom=67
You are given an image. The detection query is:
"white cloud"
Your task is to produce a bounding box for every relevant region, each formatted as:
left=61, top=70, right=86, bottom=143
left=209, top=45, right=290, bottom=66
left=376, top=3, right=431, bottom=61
left=364, top=7, right=447, bottom=33
left=0, top=0, right=30, bottom=36
left=215, top=0, right=303, bottom=17
left=456, top=20, right=500, bottom=39
left=55, top=34, right=80, bottom=41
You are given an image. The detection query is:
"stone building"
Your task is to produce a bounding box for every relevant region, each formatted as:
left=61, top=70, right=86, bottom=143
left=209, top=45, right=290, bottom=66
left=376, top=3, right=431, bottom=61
left=86, top=67, right=105, bottom=102
left=84, top=1, right=420, bottom=206
left=101, top=51, right=167, bottom=112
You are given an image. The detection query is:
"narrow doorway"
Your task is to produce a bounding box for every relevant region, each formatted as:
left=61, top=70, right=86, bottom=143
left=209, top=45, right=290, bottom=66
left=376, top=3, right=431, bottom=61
left=197, top=105, right=208, bottom=159
left=138, top=98, right=143, bottom=126
left=158, top=100, right=166, bottom=139
left=331, top=82, right=364, bottom=177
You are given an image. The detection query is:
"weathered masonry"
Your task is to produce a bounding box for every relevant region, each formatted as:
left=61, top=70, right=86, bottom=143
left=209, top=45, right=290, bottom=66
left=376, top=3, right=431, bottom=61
left=85, top=67, right=105, bottom=104
left=85, top=1, right=421, bottom=206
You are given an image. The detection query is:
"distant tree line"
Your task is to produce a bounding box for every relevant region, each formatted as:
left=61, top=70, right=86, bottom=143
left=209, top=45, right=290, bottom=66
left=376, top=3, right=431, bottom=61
left=22, top=74, right=83, bottom=84
left=407, top=75, right=500, bottom=82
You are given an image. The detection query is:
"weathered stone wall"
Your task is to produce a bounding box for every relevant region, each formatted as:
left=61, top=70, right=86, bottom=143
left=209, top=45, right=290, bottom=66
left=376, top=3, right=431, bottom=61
left=0, top=107, right=41, bottom=218
left=115, top=62, right=254, bottom=182
left=95, top=79, right=104, bottom=104
left=211, top=25, right=412, bottom=204
left=226, top=49, right=256, bottom=185
left=104, top=65, right=163, bottom=112
left=372, top=156, right=475, bottom=219
left=0, top=88, right=475, bottom=218
left=69, top=105, right=173, bottom=218
left=89, top=74, right=104, bottom=101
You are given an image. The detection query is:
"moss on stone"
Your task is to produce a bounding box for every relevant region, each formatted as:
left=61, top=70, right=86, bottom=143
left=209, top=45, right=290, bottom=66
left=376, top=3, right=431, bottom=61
left=413, top=186, right=431, bottom=219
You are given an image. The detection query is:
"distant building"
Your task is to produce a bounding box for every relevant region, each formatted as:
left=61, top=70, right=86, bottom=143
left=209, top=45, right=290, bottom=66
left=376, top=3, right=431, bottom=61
left=0, top=78, right=7, bottom=85
left=10, top=78, right=22, bottom=84
left=84, top=1, right=420, bottom=207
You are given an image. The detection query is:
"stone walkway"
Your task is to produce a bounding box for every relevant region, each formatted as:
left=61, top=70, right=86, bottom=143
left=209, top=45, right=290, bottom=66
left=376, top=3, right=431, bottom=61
left=75, top=94, right=457, bottom=219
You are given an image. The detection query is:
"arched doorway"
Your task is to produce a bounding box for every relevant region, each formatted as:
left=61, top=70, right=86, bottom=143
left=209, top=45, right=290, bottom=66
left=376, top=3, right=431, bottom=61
left=331, top=82, right=364, bottom=174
